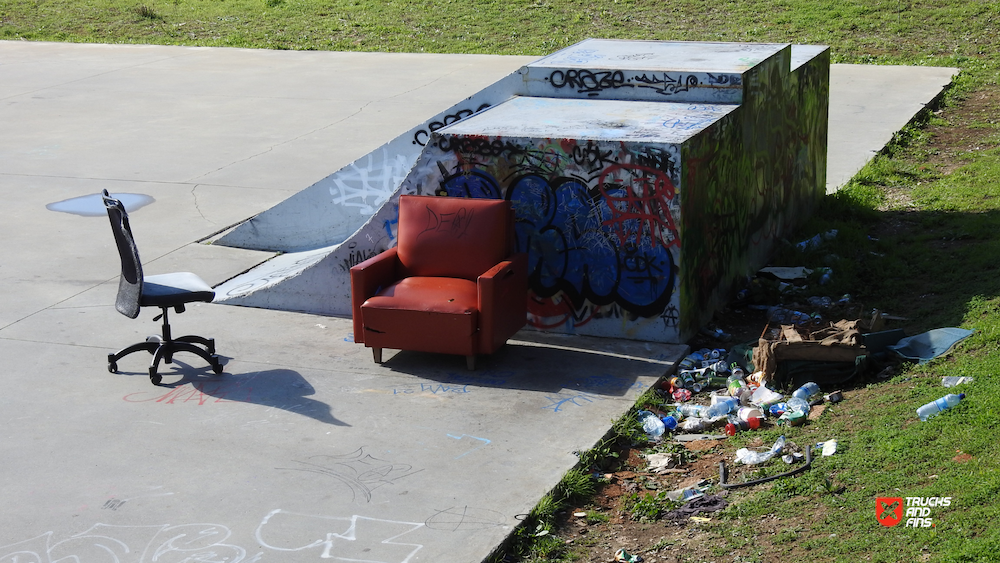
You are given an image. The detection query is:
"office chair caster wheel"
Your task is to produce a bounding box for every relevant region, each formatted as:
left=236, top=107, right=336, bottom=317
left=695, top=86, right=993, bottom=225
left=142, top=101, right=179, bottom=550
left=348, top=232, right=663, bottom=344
left=149, top=369, right=162, bottom=385
left=211, top=355, right=224, bottom=375
left=108, top=354, right=118, bottom=374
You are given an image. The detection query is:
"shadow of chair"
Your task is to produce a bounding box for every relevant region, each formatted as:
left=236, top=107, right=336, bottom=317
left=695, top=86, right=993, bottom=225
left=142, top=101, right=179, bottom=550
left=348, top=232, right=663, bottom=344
left=102, top=189, right=223, bottom=385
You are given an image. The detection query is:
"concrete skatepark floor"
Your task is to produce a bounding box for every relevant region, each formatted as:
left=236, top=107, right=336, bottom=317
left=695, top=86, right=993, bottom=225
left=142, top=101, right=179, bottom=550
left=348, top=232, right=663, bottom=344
left=0, top=41, right=956, bottom=562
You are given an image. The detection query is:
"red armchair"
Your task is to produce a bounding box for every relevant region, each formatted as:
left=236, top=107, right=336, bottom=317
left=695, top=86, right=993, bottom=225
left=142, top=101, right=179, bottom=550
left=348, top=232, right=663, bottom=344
left=350, top=195, right=528, bottom=369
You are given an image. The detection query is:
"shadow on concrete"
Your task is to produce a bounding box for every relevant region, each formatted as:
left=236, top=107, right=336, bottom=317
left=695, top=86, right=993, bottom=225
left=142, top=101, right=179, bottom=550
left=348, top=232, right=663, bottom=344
left=376, top=334, right=678, bottom=397
left=120, top=363, right=350, bottom=426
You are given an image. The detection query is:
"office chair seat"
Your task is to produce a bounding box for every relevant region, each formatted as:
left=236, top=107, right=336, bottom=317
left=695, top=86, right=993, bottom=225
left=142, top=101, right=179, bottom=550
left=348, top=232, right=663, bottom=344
left=102, top=190, right=224, bottom=385
left=141, top=273, right=215, bottom=308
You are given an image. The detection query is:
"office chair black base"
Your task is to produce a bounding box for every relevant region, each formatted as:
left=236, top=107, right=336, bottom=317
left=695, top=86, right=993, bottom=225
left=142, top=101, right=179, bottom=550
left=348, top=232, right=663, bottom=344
left=107, top=307, right=223, bottom=385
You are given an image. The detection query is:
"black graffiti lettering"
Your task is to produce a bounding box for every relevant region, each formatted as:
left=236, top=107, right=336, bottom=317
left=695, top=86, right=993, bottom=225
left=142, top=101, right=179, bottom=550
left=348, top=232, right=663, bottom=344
left=436, top=135, right=509, bottom=157
left=340, top=248, right=380, bottom=272
left=547, top=69, right=631, bottom=96
left=572, top=141, right=615, bottom=173
left=707, top=73, right=741, bottom=86
left=633, top=72, right=700, bottom=96
left=412, top=103, right=491, bottom=146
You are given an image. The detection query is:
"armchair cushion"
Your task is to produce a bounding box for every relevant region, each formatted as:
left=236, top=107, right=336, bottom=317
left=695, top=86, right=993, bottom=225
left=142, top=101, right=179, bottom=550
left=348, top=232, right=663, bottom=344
left=361, top=277, right=479, bottom=356
left=397, top=195, right=510, bottom=280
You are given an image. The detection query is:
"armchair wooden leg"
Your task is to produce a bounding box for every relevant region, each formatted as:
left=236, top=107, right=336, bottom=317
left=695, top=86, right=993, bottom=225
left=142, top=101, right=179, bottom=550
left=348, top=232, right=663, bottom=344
left=372, top=347, right=383, bottom=364
left=466, top=355, right=476, bottom=371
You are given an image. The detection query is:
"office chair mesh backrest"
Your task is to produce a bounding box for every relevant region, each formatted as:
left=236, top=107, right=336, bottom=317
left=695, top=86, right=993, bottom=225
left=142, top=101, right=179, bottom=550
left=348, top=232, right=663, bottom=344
left=102, top=191, right=143, bottom=319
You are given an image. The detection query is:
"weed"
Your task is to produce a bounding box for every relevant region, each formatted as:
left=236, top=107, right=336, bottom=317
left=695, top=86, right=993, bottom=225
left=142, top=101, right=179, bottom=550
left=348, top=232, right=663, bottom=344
left=574, top=438, right=621, bottom=472
left=584, top=511, right=609, bottom=525
left=647, top=537, right=675, bottom=551
left=134, top=5, right=162, bottom=20
left=553, top=469, right=596, bottom=507
left=622, top=490, right=672, bottom=522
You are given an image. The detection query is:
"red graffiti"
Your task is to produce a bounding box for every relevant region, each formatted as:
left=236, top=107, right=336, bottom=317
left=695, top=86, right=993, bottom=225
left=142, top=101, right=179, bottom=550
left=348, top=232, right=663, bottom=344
left=123, top=382, right=251, bottom=405
left=526, top=295, right=597, bottom=330
left=598, top=164, right=679, bottom=249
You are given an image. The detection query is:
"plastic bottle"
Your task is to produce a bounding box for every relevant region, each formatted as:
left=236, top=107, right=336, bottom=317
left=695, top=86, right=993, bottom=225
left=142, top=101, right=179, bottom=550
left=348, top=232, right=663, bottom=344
left=769, top=402, right=789, bottom=416
left=917, top=393, right=965, bottom=421
left=724, top=415, right=761, bottom=436
left=816, top=267, right=833, bottom=285
left=708, top=360, right=730, bottom=375
left=638, top=410, right=665, bottom=439
left=786, top=396, right=811, bottom=415
left=749, top=385, right=783, bottom=407
left=796, top=229, right=838, bottom=251
left=676, top=404, right=705, bottom=418
left=679, top=417, right=712, bottom=432
left=727, top=374, right=747, bottom=397
left=942, top=376, right=974, bottom=388
left=704, top=396, right=739, bottom=419
left=792, top=382, right=821, bottom=401
left=734, top=386, right=754, bottom=406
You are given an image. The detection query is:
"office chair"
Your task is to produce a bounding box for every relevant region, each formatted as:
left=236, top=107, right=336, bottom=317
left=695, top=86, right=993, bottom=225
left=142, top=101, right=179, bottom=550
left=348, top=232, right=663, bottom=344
left=102, top=190, right=223, bottom=385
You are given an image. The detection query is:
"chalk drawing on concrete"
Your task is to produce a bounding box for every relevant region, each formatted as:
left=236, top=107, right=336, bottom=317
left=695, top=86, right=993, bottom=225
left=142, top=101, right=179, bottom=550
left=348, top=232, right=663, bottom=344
left=425, top=506, right=507, bottom=531
left=0, top=523, right=257, bottom=563
left=256, top=509, right=424, bottom=563
left=278, top=447, right=423, bottom=503
left=445, top=434, right=491, bottom=459
left=541, top=391, right=607, bottom=413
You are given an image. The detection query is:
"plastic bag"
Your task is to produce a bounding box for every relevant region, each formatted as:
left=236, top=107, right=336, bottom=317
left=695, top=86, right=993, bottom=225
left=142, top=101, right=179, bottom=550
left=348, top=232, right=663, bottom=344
left=735, top=435, right=786, bottom=465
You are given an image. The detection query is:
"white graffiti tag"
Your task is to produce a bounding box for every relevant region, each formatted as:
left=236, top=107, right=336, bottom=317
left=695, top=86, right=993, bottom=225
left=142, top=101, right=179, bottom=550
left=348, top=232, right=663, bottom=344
left=329, top=148, right=414, bottom=215
left=256, top=510, right=424, bottom=563
left=0, top=523, right=256, bottom=563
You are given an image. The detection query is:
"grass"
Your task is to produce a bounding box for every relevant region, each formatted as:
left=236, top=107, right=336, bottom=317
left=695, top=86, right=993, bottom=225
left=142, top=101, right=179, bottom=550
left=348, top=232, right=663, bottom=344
left=6, top=0, right=999, bottom=560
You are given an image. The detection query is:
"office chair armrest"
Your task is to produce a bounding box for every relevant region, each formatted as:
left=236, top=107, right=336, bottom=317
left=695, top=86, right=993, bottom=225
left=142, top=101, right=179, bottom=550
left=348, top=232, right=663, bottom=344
left=350, top=247, right=401, bottom=344
left=477, top=253, right=529, bottom=353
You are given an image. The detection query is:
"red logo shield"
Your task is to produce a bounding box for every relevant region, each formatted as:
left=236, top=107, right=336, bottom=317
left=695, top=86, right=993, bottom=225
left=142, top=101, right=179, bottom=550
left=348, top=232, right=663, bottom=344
left=876, top=497, right=903, bottom=527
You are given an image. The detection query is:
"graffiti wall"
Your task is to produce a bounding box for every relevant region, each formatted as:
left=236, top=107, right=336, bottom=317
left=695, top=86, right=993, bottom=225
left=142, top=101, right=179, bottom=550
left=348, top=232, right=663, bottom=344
left=398, top=96, right=741, bottom=342
left=393, top=41, right=828, bottom=343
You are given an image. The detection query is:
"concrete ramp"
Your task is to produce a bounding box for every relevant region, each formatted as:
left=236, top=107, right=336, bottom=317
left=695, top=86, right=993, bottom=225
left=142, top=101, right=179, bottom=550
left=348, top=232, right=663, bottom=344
left=212, top=71, right=527, bottom=313
left=215, top=40, right=831, bottom=341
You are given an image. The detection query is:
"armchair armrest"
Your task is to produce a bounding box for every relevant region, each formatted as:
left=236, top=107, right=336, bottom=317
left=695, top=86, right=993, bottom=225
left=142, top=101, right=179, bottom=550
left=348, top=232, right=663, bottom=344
left=350, top=247, right=400, bottom=344
left=477, top=253, right=528, bottom=353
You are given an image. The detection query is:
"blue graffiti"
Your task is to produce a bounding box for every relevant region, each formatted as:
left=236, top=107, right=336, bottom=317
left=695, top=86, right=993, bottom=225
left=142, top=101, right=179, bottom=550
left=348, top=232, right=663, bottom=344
left=438, top=164, right=677, bottom=318
left=541, top=392, right=605, bottom=413
left=393, top=384, right=471, bottom=395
